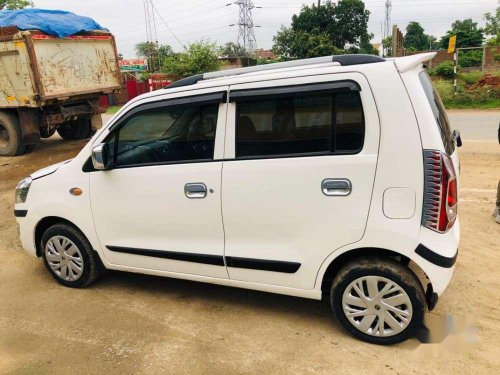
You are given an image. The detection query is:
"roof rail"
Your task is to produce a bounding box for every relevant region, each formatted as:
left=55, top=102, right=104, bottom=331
left=165, top=54, right=386, bottom=90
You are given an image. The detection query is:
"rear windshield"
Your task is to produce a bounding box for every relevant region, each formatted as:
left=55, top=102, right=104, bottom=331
left=419, top=71, right=455, bottom=154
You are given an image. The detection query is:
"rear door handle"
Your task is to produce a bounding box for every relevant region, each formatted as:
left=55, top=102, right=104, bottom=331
left=185, top=183, right=207, bottom=199
left=322, top=179, right=352, bottom=196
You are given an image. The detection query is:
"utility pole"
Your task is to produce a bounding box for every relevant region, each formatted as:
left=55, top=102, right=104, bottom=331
left=236, top=0, right=257, bottom=56
left=143, top=0, right=160, bottom=72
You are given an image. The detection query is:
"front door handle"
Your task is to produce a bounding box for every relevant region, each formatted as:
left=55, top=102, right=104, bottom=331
left=185, top=183, right=207, bottom=199
left=322, top=179, right=352, bottom=196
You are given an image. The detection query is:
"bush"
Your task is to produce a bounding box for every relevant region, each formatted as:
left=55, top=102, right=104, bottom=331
left=459, top=71, right=483, bottom=85
left=435, top=61, right=455, bottom=78
left=459, top=49, right=483, bottom=67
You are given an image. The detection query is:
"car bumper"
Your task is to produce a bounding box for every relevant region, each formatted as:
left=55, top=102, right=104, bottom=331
left=15, top=209, right=38, bottom=257
left=415, top=219, right=460, bottom=298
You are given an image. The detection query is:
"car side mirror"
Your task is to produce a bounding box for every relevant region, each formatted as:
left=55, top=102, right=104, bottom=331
left=452, top=129, right=463, bottom=148
left=92, top=143, right=112, bottom=170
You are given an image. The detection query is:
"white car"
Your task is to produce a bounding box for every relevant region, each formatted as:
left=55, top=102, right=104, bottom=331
left=15, top=53, right=460, bottom=345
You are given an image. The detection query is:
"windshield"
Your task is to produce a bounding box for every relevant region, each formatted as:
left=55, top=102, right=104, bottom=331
left=419, top=71, right=455, bottom=155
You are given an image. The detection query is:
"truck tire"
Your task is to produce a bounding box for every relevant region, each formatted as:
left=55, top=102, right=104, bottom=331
left=0, top=112, right=25, bottom=156
left=40, top=126, right=56, bottom=139
left=57, top=118, right=91, bottom=140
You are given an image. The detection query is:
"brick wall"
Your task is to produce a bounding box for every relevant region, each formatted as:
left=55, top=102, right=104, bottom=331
left=484, top=46, right=500, bottom=71
left=408, top=47, right=500, bottom=71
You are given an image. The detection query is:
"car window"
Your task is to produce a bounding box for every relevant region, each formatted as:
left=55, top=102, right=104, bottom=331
left=111, top=103, right=218, bottom=167
left=235, top=90, right=364, bottom=158
left=419, top=71, right=455, bottom=155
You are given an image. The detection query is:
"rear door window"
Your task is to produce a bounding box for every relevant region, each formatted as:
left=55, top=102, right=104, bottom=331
left=419, top=71, right=455, bottom=154
left=235, top=90, right=364, bottom=158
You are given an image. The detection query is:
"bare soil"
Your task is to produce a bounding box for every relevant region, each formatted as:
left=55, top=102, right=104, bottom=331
left=0, top=136, right=499, bottom=374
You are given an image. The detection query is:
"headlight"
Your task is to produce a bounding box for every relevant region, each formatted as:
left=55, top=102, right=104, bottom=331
left=15, top=177, right=32, bottom=204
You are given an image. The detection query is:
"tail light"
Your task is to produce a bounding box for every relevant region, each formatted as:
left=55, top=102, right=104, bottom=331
left=422, top=150, right=458, bottom=233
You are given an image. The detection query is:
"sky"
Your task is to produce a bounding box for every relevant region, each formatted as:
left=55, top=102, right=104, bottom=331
left=33, top=0, right=499, bottom=58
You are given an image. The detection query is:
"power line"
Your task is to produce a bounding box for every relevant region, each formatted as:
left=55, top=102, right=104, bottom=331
left=152, top=3, right=186, bottom=49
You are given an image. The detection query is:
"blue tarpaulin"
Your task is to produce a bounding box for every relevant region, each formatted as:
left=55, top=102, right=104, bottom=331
left=0, top=9, right=107, bottom=38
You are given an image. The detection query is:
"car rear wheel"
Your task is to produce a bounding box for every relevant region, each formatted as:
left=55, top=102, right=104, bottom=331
left=41, top=223, right=101, bottom=288
left=330, top=257, right=425, bottom=345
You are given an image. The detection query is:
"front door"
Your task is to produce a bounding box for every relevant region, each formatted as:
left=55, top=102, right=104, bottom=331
left=221, top=74, right=380, bottom=289
left=90, top=91, right=228, bottom=278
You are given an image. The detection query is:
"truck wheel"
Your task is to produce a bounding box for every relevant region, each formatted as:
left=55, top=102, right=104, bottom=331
left=40, top=126, right=56, bottom=139
left=57, top=118, right=91, bottom=140
left=330, top=257, right=425, bottom=345
left=0, top=112, right=25, bottom=156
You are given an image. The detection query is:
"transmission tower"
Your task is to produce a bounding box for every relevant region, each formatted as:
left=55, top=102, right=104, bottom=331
left=383, top=0, right=392, bottom=41
left=143, top=0, right=160, bottom=72
left=236, top=0, right=257, bottom=55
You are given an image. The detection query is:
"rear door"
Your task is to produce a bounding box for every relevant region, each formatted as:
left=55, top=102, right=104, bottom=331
left=221, top=73, right=380, bottom=289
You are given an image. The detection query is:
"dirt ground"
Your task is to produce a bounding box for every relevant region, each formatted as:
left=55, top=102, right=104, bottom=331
left=0, top=135, right=499, bottom=374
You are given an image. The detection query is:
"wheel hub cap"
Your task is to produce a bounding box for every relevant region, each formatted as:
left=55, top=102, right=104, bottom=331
left=342, top=276, right=413, bottom=337
left=45, top=236, right=84, bottom=281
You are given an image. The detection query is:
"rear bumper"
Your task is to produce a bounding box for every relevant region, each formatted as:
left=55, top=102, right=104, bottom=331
left=415, top=219, right=460, bottom=297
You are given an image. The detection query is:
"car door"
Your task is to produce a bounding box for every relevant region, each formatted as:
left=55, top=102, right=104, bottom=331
left=90, top=89, right=229, bottom=279
left=221, top=74, right=380, bottom=289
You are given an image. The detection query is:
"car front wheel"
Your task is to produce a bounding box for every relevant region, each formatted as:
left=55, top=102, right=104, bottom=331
left=41, top=223, right=101, bottom=288
left=330, top=257, right=426, bottom=345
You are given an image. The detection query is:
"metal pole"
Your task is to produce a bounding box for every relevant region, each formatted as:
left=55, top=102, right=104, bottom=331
left=454, top=49, right=458, bottom=95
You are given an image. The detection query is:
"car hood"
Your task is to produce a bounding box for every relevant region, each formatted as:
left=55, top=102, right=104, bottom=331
left=31, top=159, right=72, bottom=180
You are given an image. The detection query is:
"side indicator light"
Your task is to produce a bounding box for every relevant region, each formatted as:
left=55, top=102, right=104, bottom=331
left=70, top=188, right=83, bottom=196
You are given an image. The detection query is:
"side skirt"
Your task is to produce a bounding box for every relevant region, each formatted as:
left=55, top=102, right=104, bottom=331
left=106, top=246, right=301, bottom=274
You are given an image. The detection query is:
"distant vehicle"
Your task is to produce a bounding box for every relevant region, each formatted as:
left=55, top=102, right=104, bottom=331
left=0, top=27, right=120, bottom=156
left=15, top=53, right=461, bottom=345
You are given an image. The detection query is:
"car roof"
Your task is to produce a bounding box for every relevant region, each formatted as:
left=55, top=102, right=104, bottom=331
left=130, top=53, right=436, bottom=104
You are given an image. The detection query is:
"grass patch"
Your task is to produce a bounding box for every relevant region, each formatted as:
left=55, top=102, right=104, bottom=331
left=432, top=76, right=500, bottom=110
left=106, top=106, right=122, bottom=114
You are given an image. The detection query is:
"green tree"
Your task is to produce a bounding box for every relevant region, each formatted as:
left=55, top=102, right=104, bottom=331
left=272, top=0, right=372, bottom=59
left=272, top=27, right=341, bottom=60
left=0, top=0, right=32, bottom=9
left=220, top=42, right=247, bottom=57
left=484, top=7, right=499, bottom=45
left=163, top=41, right=221, bottom=78
left=439, top=19, right=484, bottom=49
left=404, top=22, right=429, bottom=51
left=135, top=42, right=173, bottom=72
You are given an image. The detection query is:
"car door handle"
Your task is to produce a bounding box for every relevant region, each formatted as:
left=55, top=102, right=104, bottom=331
left=185, top=183, right=207, bottom=199
left=322, top=179, right=352, bottom=196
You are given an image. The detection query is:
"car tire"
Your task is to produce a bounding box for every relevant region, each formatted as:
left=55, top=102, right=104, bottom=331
left=57, top=118, right=91, bottom=140
left=330, top=257, right=425, bottom=345
left=41, top=223, right=101, bottom=288
left=0, top=112, right=25, bottom=156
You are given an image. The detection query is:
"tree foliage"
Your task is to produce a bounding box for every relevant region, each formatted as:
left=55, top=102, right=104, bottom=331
left=272, top=27, right=342, bottom=59
left=0, top=0, right=31, bottom=10
left=220, top=42, right=247, bottom=57
left=272, top=0, right=374, bottom=59
left=439, top=19, right=484, bottom=49
left=484, top=7, right=500, bottom=46
left=163, top=41, right=221, bottom=78
left=404, top=22, right=431, bottom=51
left=135, top=42, right=173, bottom=72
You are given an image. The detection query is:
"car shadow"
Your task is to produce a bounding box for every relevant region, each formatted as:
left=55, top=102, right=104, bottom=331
left=93, top=269, right=334, bottom=325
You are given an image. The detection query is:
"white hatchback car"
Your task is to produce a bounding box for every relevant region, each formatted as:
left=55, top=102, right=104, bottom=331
left=15, top=53, right=461, bottom=344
